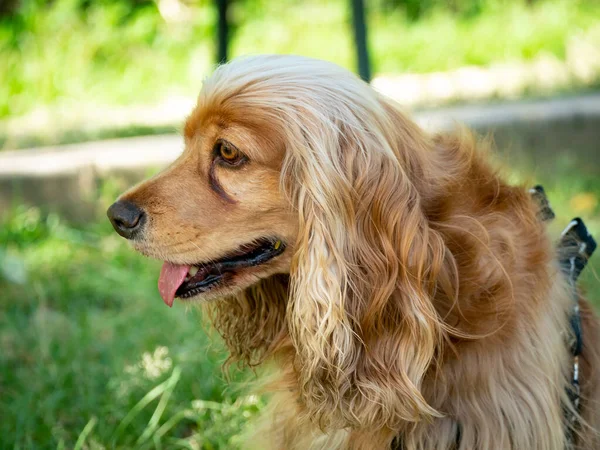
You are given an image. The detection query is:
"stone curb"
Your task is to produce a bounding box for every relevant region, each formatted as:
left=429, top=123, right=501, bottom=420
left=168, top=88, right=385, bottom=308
left=1, top=94, right=598, bottom=222
left=1, top=93, right=598, bottom=178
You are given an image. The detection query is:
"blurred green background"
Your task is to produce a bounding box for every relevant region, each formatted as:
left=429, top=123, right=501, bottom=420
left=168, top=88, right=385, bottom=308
left=1, top=0, right=599, bottom=448
left=2, top=0, right=600, bottom=125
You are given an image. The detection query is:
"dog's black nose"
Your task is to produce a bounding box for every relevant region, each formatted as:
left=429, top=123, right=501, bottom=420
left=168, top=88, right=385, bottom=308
left=107, top=200, right=145, bottom=239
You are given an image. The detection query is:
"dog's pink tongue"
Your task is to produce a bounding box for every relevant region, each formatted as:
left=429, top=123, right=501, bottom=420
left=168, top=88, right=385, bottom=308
left=158, top=262, right=190, bottom=307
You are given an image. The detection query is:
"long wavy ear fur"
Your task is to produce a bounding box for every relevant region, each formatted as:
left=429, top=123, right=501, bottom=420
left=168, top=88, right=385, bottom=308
left=281, top=85, right=452, bottom=432
left=199, top=55, right=457, bottom=437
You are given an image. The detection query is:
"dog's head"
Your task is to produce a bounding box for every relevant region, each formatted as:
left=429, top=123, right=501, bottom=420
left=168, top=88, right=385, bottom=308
left=107, top=63, right=297, bottom=305
left=108, top=55, right=449, bottom=430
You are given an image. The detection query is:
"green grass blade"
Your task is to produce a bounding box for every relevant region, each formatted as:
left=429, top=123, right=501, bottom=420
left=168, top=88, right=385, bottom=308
left=111, top=372, right=177, bottom=444
left=136, top=366, right=182, bottom=446
left=153, top=409, right=199, bottom=440
left=164, top=437, right=197, bottom=449
left=73, top=417, right=97, bottom=450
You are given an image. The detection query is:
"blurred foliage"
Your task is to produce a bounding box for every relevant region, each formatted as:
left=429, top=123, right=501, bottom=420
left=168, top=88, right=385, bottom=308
left=374, top=0, right=489, bottom=20
left=1, top=0, right=600, bottom=119
left=0, top=0, right=215, bottom=118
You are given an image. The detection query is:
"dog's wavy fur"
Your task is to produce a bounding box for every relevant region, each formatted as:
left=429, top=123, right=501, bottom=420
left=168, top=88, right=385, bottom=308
left=119, top=55, right=600, bottom=449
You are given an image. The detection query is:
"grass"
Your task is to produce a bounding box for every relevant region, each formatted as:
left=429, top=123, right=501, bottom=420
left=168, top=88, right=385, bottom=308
left=1, top=0, right=599, bottom=122
left=1, top=166, right=599, bottom=448
left=0, top=205, right=263, bottom=449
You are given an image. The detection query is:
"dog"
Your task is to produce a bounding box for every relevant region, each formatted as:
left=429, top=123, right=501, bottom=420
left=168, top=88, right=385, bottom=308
left=107, top=55, right=599, bottom=449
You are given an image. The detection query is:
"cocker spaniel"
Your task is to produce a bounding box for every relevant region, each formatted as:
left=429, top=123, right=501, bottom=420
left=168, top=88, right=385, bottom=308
left=107, top=55, right=599, bottom=450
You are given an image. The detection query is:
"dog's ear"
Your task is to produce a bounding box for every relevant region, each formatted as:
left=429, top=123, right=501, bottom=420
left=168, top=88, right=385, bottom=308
left=283, top=97, right=448, bottom=432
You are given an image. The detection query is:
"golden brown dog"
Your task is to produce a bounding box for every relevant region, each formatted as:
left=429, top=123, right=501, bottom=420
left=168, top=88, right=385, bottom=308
left=107, top=55, right=599, bottom=449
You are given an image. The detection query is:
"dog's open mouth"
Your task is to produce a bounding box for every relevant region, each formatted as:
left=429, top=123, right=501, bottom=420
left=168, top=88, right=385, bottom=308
left=157, top=238, right=285, bottom=307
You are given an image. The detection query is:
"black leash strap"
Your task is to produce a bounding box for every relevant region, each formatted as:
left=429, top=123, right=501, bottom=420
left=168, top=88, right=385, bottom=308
left=530, top=185, right=556, bottom=222
left=558, top=217, right=597, bottom=440
left=533, top=186, right=597, bottom=443
left=559, top=218, right=596, bottom=356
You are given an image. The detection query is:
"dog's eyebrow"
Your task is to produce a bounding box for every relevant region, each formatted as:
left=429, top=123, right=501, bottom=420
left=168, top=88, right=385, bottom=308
left=208, top=162, right=236, bottom=204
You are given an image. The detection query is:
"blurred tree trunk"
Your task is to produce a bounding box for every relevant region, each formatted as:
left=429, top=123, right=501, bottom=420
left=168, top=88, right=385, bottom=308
left=0, top=0, right=20, bottom=17
left=216, top=0, right=228, bottom=63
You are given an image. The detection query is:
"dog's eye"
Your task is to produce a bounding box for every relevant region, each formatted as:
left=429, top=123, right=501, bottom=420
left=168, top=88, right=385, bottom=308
left=214, top=140, right=247, bottom=166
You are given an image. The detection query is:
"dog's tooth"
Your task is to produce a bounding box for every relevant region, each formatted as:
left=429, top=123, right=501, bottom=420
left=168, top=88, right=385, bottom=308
left=189, top=266, right=199, bottom=276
